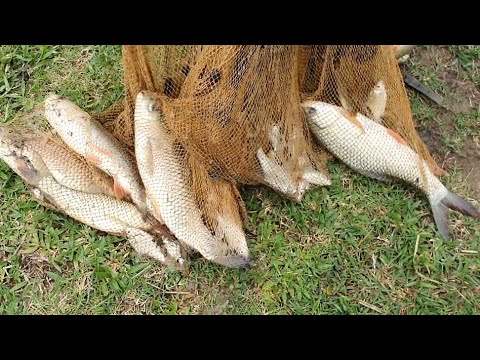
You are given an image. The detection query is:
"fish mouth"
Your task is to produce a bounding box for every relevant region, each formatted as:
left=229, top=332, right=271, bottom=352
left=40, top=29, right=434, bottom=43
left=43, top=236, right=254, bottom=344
left=136, top=90, right=155, bottom=102
left=136, top=91, right=160, bottom=113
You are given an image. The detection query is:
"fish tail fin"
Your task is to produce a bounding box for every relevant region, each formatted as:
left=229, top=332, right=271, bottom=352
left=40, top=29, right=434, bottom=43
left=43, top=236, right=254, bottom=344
left=125, top=228, right=167, bottom=262
left=430, top=189, right=480, bottom=240
left=443, top=190, right=480, bottom=219
left=302, top=170, right=332, bottom=187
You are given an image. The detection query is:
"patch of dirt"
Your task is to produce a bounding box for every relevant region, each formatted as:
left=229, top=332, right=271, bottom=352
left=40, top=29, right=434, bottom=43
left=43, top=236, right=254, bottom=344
left=412, top=46, right=479, bottom=113
left=409, top=46, right=480, bottom=200
left=19, top=250, right=55, bottom=295
left=415, top=116, right=451, bottom=166
left=455, top=137, right=480, bottom=199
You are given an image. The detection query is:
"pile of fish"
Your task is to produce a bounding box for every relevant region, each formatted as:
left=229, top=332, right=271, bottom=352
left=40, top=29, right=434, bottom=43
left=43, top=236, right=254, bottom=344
left=0, top=92, right=253, bottom=270
left=1, top=80, right=479, bottom=271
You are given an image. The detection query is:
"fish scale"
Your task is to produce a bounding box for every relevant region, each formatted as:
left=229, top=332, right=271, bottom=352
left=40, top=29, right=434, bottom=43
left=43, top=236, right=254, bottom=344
left=303, top=100, right=480, bottom=240
left=32, top=175, right=185, bottom=269
left=31, top=170, right=152, bottom=234
left=25, top=135, right=115, bottom=197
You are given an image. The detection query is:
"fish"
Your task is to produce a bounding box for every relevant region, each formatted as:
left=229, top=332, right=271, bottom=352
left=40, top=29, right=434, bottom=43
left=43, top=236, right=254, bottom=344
left=297, top=152, right=332, bottom=198
left=302, top=100, right=480, bottom=240
left=366, top=80, right=387, bottom=124
left=44, top=94, right=147, bottom=214
left=0, top=126, right=115, bottom=196
left=188, top=148, right=250, bottom=260
left=256, top=147, right=300, bottom=202
left=265, top=124, right=303, bottom=200
left=0, top=140, right=186, bottom=269
left=134, top=90, right=251, bottom=268
left=267, top=124, right=331, bottom=200
left=270, top=124, right=282, bottom=153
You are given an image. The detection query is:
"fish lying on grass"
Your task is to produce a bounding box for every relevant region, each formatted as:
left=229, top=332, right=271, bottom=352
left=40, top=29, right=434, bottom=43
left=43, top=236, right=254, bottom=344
left=0, top=126, right=115, bottom=196
left=134, top=90, right=251, bottom=268
left=302, top=100, right=480, bottom=239
left=0, top=129, right=186, bottom=269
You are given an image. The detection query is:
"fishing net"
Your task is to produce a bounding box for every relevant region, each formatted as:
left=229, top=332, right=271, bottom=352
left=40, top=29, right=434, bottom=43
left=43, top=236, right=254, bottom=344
left=1, top=45, right=441, bottom=268
left=97, top=45, right=440, bottom=187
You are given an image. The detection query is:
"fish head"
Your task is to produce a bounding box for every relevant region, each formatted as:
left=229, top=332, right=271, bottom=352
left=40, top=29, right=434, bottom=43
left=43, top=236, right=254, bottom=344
left=44, top=93, right=89, bottom=134
left=301, top=101, right=339, bottom=130
left=163, top=238, right=190, bottom=271
left=0, top=126, right=24, bottom=157
left=134, top=91, right=163, bottom=123
left=373, top=80, right=386, bottom=96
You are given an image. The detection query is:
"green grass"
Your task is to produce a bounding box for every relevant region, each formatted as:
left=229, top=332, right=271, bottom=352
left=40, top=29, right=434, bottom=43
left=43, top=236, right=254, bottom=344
left=1, top=45, right=479, bottom=314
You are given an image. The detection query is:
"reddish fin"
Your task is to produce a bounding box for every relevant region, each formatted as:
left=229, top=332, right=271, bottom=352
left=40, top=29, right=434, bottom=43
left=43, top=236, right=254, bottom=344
left=89, top=143, right=113, bottom=159
left=114, top=178, right=128, bottom=200
left=387, top=128, right=407, bottom=145
left=340, top=110, right=364, bottom=133
left=86, top=153, right=101, bottom=166
left=432, top=165, right=448, bottom=176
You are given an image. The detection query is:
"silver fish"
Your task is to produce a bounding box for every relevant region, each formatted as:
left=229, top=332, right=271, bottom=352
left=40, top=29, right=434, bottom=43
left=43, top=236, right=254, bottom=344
left=0, top=142, right=185, bottom=269
left=202, top=178, right=250, bottom=260
left=302, top=100, right=480, bottom=239
left=125, top=228, right=187, bottom=270
left=266, top=124, right=331, bottom=201
left=0, top=126, right=115, bottom=196
left=44, top=94, right=147, bottom=214
left=134, top=90, right=250, bottom=268
left=256, top=147, right=300, bottom=201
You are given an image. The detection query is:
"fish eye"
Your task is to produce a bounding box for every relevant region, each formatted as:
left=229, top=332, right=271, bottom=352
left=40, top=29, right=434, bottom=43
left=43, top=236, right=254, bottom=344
left=306, top=106, right=316, bottom=116
left=148, top=103, right=157, bottom=112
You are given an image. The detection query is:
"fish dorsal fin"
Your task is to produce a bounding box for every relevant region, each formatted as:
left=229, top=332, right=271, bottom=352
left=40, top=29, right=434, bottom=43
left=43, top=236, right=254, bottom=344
left=340, top=109, right=365, bottom=133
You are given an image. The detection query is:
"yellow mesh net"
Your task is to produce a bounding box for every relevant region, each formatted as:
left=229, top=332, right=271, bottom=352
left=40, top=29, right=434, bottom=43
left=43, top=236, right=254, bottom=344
left=97, top=45, right=439, bottom=185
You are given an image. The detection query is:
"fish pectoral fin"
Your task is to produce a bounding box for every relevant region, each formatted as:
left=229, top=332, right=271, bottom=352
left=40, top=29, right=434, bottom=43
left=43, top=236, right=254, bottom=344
left=387, top=128, right=407, bottom=145
left=339, top=109, right=365, bottom=133
left=113, top=178, right=129, bottom=200
left=356, top=168, right=389, bottom=182
left=86, top=153, right=102, bottom=166
left=432, top=165, right=449, bottom=177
